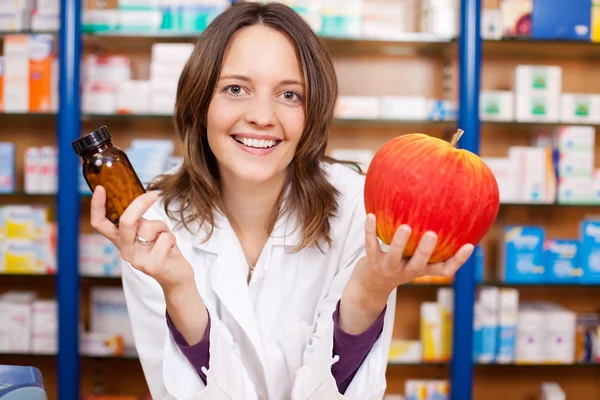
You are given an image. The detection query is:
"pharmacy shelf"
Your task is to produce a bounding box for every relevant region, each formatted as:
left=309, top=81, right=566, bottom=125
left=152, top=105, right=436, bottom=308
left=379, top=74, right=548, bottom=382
left=480, top=281, right=600, bottom=288
left=475, top=362, right=600, bottom=368
left=0, top=30, right=57, bottom=37
left=83, top=31, right=453, bottom=56
left=82, top=112, right=456, bottom=128
left=482, top=38, right=600, bottom=60
left=499, top=202, right=600, bottom=207
left=484, top=120, right=600, bottom=128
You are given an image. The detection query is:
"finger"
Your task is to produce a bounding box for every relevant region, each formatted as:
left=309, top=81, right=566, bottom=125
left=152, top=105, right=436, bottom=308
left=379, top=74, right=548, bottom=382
left=428, top=243, right=475, bottom=277
left=364, top=214, right=382, bottom=263
left=405, top=231, right=438, bottom=273
left=135, top=220, right=160, bottom=248
left=385, top=224, right=412, bottom=266
left=118, top=191, right=159, bottom=246
left=90, top=185, right=119, bottom=244
left=151, top=232, right=177, bottom=265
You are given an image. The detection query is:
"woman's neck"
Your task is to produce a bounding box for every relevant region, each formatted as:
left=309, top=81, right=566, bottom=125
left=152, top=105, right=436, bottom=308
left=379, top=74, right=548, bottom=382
left=220, top=171, right=287, bottom=239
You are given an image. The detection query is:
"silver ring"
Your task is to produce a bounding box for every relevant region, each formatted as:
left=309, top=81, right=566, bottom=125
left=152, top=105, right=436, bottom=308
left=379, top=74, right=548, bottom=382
left=136, top=236, right=152, bottom=246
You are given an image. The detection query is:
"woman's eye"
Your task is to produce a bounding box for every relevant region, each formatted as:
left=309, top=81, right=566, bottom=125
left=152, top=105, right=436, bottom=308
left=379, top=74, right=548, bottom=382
left=282, top=91, right=301, bottom=101
left=226, top=85, right=244, bottom=95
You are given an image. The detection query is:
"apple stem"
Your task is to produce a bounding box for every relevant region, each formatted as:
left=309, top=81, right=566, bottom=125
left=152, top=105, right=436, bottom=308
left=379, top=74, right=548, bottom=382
left=450, top=129, right=464, bottom=148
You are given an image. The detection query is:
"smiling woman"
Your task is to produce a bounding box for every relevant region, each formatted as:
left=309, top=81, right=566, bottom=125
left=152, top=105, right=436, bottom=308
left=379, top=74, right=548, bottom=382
left=87, top=2, right=474, bottom=400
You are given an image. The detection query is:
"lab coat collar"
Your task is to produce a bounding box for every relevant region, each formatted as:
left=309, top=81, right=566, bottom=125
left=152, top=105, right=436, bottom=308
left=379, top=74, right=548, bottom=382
left=189, top=192, right=302, bottom=253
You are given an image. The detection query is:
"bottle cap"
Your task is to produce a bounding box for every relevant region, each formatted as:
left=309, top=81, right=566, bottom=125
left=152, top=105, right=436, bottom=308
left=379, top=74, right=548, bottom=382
left=72, top=126, right=112, bottom=156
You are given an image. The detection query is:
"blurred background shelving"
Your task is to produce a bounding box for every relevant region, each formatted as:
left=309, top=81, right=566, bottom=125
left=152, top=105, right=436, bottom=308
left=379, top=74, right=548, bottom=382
left=2, top=0, right=600, bottom=399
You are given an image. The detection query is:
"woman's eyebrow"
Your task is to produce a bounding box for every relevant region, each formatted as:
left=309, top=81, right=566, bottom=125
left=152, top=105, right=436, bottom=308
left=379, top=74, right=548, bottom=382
left=219, top=75, right=303, bottom=87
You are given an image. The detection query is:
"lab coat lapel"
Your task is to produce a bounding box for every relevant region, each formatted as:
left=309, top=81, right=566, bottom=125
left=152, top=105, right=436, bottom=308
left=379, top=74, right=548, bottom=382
left=191, top=212, right=266, bottom=362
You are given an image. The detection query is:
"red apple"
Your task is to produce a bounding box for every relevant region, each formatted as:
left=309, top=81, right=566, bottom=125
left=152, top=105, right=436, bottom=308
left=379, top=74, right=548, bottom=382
left=364, top=129, right=500, bottom=263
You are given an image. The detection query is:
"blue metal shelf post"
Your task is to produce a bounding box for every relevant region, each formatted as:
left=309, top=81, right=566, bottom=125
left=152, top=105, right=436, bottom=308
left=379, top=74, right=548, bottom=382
left=57, top=0, right=82, bottom=398
left=451, top=0, right=481, bottom=399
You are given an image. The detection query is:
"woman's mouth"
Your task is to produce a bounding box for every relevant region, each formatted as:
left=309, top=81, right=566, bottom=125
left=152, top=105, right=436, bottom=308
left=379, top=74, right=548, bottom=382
left=232, top=135, right=282, bottom=155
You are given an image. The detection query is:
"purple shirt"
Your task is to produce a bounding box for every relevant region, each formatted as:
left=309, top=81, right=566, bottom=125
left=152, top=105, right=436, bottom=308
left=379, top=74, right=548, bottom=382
left=166, top=300, right=385, bottom=394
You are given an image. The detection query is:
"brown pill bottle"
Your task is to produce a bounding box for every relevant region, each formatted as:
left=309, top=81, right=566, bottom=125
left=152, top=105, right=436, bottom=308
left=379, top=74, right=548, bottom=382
left=72, top=126, right=146, bottom=225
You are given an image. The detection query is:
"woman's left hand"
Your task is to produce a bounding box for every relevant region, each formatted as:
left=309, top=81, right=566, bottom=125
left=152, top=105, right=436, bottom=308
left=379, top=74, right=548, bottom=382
left=352, top=213, right=475, bottom=302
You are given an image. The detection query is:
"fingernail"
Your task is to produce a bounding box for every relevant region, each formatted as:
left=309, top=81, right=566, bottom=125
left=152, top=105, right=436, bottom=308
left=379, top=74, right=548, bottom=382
left=399, top=224, right=411, bottom=234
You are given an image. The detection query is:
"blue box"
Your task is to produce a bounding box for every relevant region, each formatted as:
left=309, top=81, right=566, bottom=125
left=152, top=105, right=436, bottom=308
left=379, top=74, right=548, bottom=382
left=543, top=239, right=583, bottom=283
left=0, top=143, right=15, bottom=194
left=499, top=226, right=545, bottom=283
left=580, top=221, right=600, bottom=284
left=532, top=0, right=592, bottom=41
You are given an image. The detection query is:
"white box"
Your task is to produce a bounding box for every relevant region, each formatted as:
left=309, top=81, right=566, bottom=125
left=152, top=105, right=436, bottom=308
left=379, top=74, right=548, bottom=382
left=3, top=37, right=29, bottom=112
left=558, top=151, right=594, bottom=178
left=31, top=331, right=57, bottom=354
left=514, top=65, right=562, bottom=95
left=0, top=291, right=37, bottom=353
left=0, top=9, right=31, bottom=31
left=496, top=288, right=519, bottom=363
left=480, top=91, right=514, bottom=121
left=555, top=125, right=595, bottom=153
left=90, top=287, right=135, bottom=352
left=31, top=299, right=57, bottom=332
left=481, top=8, right=502, bottom=40
left=116, top=80, right=151, bottom=114
left=558, top=176, right=595, bottom=204
left=560, top=93, right=600, bottom=124
left=150, top=43, right=194, bottom=64
left=379, top=96, right=428, bottom=120
left=516, top=304, right=545, bottom=364
left=508, top=146, right=552, bottom=203
left=334, top=96, right=380, bottom=119
left=481, top=157, right=518, bottom=203
left=515, top=93, right=559, bottom=123
left=544, top=305, right=576, bottom=364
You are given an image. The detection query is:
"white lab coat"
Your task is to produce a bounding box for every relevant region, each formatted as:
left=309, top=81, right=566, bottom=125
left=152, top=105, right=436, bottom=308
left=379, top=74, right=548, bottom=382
left=120, top=162, right=397, bottom=400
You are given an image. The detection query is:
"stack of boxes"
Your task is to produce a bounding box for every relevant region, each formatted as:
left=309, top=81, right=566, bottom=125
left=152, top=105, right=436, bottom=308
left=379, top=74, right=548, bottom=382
left=554, top=126, right=598, bottom=204
left=473, top=287, right=520, bottom=364
left=516, top=302, right=576, bottom=364
left=83, top=0, right=229, bottom=34
left=0, top=0, right=59, bottom=32
left=149, top=43, right=194, bottom=115
left=82, top=54, right=132, bottom=115
left=1, top=34, right=57, bottom=113
left=483, top=0, right=597, bottom=42
left=0, top=205, right=56, bottom=275
left=480, top=64, right=600, bottom=124
left=0, top=292, right=57, bottom=354
left=79, top=234, right=122, bottom=277
left=497, top=222, right=600, bottom=284
left=24, top=145, right=57, bottom=194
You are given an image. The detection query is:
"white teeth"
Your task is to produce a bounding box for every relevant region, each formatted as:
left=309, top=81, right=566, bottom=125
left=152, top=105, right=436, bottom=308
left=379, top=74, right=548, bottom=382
left=237, top=136, right=277, bottom=149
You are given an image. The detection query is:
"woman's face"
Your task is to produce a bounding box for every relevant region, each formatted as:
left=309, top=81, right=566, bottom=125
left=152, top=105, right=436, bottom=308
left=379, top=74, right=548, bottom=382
left=206, top=24, right=305, bottom=187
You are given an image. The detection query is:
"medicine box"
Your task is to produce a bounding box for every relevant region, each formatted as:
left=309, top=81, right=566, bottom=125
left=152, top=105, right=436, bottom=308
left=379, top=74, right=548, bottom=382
left=515, top=93, right=559, bottom=123
left=579, top=220, right=600, bottom=283
left=501, top=0, right=532, bottom=38
left=560, top=94, right=600, bottom=124
left=0, top=143, right=15, bottom=194
left=420, top=302, right=443, bottom=361
left=480, top=90, right=514, bottom=121
left=532, top=0, right=591, bottom=41
left=543, top=239, right=582, bottom=283
left=499, top=225, right=545, bottom=283
left=543, top=303, right=576, bottom=364
left=320, top=0, right=362, bottom=38
left=516, top=303, right=545, bottom=364
left=555, top=125, right=595, bottom=153
left=558, top=151, right=594, bottom=178
left=477, top=287, right=499, bottom=363
left=481, top=157, right=518, bottom=203
left=593, top=0, right=600, bottom=42
left=496, top=288, right=519, bottom=364
left=90, top=287, right=136, bottom=353
left=514, top=65, right=562, bottom=95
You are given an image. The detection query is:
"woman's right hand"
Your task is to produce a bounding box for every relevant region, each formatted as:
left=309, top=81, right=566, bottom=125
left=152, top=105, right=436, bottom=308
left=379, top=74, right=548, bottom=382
left=90, top=185, right=195, bottom=292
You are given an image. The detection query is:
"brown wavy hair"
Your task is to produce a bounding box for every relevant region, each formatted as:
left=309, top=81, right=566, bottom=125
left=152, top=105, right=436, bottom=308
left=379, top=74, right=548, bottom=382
left=148, top=1, right=358, bottom=251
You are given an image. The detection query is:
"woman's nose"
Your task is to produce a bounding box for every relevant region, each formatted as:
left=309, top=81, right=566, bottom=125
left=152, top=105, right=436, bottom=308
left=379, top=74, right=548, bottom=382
left=244, top=95, right=276, bottom=127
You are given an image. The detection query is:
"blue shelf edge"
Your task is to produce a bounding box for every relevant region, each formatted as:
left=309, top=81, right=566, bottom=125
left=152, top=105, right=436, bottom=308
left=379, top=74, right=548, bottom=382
left=57, top=0, right=82, bottom=399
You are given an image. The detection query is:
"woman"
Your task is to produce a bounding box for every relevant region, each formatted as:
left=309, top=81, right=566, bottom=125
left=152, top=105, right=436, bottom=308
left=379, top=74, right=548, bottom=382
left=90, top=2, right=474, bottom=399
